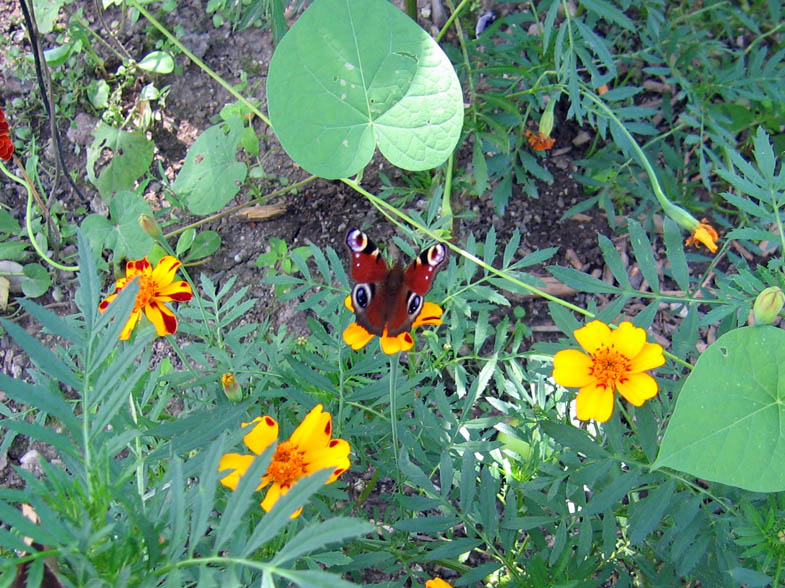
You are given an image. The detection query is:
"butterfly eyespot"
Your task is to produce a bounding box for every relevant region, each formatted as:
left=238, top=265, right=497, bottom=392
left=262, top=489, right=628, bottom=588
left=346, top=229, right=368, bottom=252
left=406, top=292, right=423, bottom=316
left=352, top=283, right=374, bottom=309
left=427, top=244, right=446, bottom=266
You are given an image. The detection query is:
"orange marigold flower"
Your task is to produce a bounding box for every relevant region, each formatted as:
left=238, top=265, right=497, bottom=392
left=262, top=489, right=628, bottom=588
left=684, top=218, right=718, bottom=253
left=425, top=579, right=453, bottom=588
left=552, top=320, right=665, bottom=422
left=98, top=256, right=193, bottom=340
left=525, top=129, right=555, bottom=151
left=218, top=404, right=351, bottom=518
left=342, top=295, right=443, bottom=354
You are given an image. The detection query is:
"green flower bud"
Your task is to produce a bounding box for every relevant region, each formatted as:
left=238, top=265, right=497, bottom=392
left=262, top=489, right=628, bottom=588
left=139, top=214, right=163, bottom=241
left=538, top=98, right=556, bottom=137
left=221, top=373, right=242, bottom=402
left=753, top=286, right=785, bottom=325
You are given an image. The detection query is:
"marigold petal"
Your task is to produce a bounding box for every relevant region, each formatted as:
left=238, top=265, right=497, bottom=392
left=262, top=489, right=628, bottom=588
left=380, top=331, right=414, bottom=354
left=98, top=292, right=118, bottom=313
left=686, top=221, right=719, bottom=253
left=125, top=258, right=151, bottom=279
left=218, top=453, right=255, bottom=490
left=156, top=280, right=194, bottom=302
left=343, top=322, right=375, bottom=350
left=144, top=300, right=178, bottom=336
left=260, top=483, right=303, bottom=517
left=574, top=320, right=611, bottom=354
left=151, top=255, right=182, bottom=286
left=629, top=342, right=665, bottom=373
left=552, top=349, right=596, bottom=388
left=575, top=383, right=614, bottom=422
left=243, top=415, right=279, bottom=455
left=412, top=301, right=444, bottom=327
left=304, top=438, right=351, bottom=484
left=617, top=372, right=659, bottom=406
left=289, top=404, right=330, bottom=451
left=119, top=310, right=142, bottom=341
left=260, top=482, right=284, bottom=512
left=426, top=579, right=454, bottom=588
left=609, top=322, right=646, bottom=359
left=344, top=295, right=355, bottom=312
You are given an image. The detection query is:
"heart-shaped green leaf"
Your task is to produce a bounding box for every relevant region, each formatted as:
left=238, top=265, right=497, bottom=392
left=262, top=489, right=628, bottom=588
left=87, top=123, right=154, bottom=201
left=654, top=326, right=785, bottom=492
left=172, top=118, right=248, bottom=215
left=80, top=191, right=154, bottom=260
left=266, top=0, right=463, bottom=179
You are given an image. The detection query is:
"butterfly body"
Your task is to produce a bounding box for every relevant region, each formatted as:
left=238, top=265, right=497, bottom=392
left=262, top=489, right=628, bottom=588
left=346, top=229, right=446, bottom=337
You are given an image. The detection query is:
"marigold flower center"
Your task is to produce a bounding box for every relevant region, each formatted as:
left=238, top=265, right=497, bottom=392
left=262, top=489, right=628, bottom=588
left=590, top=345, right=631, bottom=389
left=267, top=441, right=307, bottom=487
left=134, top=275, right=156, bottom=311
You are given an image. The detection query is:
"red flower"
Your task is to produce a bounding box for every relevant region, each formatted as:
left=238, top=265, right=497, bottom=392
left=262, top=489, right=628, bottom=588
left=0, top=107, right=14, bottom=161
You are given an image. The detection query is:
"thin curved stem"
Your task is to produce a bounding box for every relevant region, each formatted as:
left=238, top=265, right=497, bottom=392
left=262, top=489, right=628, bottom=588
left=128, top=0, right=272, bottom=128
left=0, top=157, right=78, bottom=272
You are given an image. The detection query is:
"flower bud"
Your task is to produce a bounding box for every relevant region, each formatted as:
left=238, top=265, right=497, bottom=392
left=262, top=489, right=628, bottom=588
left=538, top=98, right=556, bottom=138
left=753, top=286, right=785, bottom=325
left=221, top=373, right=242, bottom=402
left=138, top=214, right=163, bottom=241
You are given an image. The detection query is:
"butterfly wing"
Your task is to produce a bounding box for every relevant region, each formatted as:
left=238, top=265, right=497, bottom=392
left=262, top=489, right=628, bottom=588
left=386, top=242, right=447, bottom=336
left=346, top=229, right=389, bottom=336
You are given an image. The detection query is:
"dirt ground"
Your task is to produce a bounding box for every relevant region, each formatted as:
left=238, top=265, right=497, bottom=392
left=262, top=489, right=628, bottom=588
left=0, top=0, right=623, bottom=524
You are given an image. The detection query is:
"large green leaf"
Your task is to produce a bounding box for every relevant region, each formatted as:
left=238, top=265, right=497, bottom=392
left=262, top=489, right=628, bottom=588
left=172, top=118, right=247, bottom=215
left=266, top=0, right=463, bottom=179
left=87, top=123, right=154, bottom=201
left=81, top=191, right=154, bottom=260
left=654, top=326, right=785, bottom=492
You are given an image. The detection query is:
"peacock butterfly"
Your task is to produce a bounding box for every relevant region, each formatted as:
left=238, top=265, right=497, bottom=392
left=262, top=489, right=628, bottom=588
left=346, top=229, right=446, bottom=337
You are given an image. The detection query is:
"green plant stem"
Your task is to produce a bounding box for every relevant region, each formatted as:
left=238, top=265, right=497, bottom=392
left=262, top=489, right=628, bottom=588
left=128, top=0, right=272, bottom=127
left=435, top=0, right=471, bottom=42
left=405, top=0, right=417, bottom=21
left=439, top=0, right=476, bottom=124
left=0, top=157, right=78, bottom=272
left=155, top=236, right=214, bottom=346
left=165, top=333, right=203, bottom=390
left=163, top=176, right=318, bottom=239
left=389, top=355, right=402, bottom=485
left=441, top=152, right=454, bottom=223
left=128, top=394, right=145, bottom=498
left=579, top=88, right=701, bottom=233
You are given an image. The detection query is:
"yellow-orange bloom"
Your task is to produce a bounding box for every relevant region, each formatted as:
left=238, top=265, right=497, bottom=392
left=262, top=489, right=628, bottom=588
left=218, top=404, right=351, bottom=518
left=525, top=129, right=555, bottom=151
left=552, top=321, right=665, bottom=422
left=684, top=219, right=719, bottom=253
left=425, top=579, right=453, bottom=588
left=98, top=256, right=193, bottom=340
left=342, top=296, right=443, bottom=354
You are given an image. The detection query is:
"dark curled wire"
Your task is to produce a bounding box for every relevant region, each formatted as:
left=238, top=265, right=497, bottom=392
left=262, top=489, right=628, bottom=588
left=18, top=0, right=88, bottom=206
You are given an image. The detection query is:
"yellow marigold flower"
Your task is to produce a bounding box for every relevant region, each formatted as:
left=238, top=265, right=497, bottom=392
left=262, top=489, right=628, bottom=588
left=98, top=256, right=193, bottom=340
left=552, top=321, right=665, bottom=422
left=525, top=129, right=556, bottom=151
left=684, top=218, right=719, bottom=253
left=425, top=579, right=453, bottom=588
left=218, top=404, right=351, bottom=518
left=342, top=296, right=443, bottom=354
